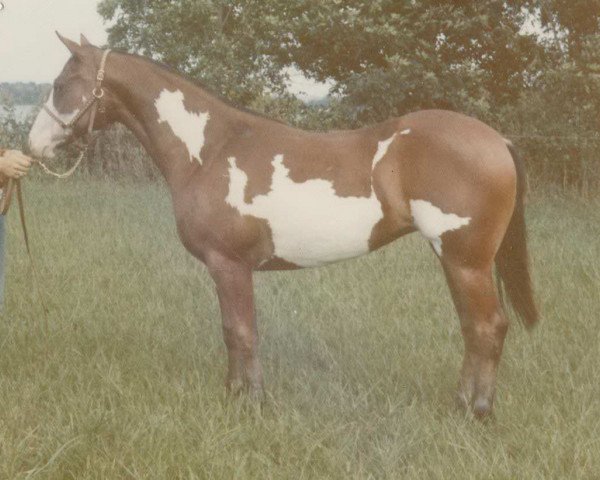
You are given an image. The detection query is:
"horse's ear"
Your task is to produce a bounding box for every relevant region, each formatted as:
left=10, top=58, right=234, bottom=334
left=56, top=31, right=80, bottom=55
left=80, top=34, right=93, bottom=47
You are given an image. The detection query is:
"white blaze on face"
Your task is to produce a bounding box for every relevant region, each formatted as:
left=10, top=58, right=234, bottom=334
left=155, top=89, right=209, bottom=164
left=225, top=134, right=396, bottom=267
left=28, top=89, right=81, bottom=158
left=410, top=199, right=471, bottom=256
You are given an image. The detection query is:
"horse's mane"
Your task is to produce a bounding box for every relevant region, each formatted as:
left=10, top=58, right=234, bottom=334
left=116, top=50, right=287, bottom=125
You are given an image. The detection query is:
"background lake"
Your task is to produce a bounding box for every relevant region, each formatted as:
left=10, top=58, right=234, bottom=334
left=0, top=104, right=36, bottom=122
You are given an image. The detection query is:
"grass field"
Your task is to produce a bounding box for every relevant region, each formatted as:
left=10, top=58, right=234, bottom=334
left=0, top=177, right=598, bottom=479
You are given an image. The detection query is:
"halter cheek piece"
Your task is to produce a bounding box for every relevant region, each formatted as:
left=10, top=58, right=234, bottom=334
left=43, top=49, right=111, bottom=139
left=35, top=49, right=111, bottom=179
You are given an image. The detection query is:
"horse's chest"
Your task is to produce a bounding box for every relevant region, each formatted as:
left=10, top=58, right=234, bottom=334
left=225, top=155, right=383, bottom=267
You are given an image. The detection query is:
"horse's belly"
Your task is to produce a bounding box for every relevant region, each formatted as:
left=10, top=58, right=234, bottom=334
left=263, top=195, right=383, bottom=267
left=226, top=155, right=384, bottom=267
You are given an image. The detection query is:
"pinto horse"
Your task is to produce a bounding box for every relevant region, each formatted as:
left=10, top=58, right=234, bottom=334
left=29, top=34, right=537, bottom=418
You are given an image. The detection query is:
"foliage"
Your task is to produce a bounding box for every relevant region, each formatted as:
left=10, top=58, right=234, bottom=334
left=0, top=103, right=30, bottom=149
left=97, top=0, right=294, bottom=106
left=498, top=1, right=600, bottom=193
left=97, top=1, right=541, bottom=123
left=0, top=1, right=594, bottom=190
left=0, top=82, right=50, bottom=105
left=264, top=1, right=542, bottom=124
left=96, top=1, right=600, bottom=190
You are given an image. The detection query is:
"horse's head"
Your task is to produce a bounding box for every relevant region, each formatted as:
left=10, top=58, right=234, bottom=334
left=29, top=33, right=115, bottom=158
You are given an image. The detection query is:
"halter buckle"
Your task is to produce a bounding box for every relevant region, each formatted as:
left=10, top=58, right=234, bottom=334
left=44, top=49, right=110, bottom=136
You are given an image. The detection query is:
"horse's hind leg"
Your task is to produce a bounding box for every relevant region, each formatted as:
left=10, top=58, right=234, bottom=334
left=441, top=258, right=508, bottom=418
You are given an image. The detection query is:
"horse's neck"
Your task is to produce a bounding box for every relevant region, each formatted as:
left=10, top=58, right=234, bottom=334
left=108, top=53, right=238, bottom=187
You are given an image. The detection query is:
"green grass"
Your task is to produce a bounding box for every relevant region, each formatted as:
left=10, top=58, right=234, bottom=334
left=0, top=177, right=598, bottom=479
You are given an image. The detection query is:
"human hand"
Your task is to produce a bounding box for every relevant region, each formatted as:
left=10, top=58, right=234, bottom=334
left=0, top=150, right=32, bottom=179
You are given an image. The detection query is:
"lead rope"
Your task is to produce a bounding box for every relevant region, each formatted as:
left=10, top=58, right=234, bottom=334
left=35, top=95, right=100, bottom=179
left=35, top=150, right=85, bottom=179
left=15, top=179, right=50, bottom=324
left=35, top=107, right=99, bottom=178
left=0, top=178, right=50, bottom=323
left=15, top=113, right=95, bottom=319
left=3, top=49, right=112, bottom=318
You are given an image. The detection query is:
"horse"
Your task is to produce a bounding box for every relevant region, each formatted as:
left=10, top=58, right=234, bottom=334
left=28, top=33, right=538, bottom=419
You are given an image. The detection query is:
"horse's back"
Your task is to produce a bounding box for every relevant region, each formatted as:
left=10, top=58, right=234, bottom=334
left=394, top=109, right=515, bottom=177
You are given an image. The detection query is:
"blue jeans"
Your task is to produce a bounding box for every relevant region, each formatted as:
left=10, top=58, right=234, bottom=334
left=0, top=215, right=5, bottom=308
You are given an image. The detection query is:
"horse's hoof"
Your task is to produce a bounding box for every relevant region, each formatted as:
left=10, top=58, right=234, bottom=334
left=226, top=378, right=245, bottom=397
left=472, top=398, right=493, bottom=420
left=247, top=383, right=265, bottom=403
left=455, top=390, right=471, bottom=413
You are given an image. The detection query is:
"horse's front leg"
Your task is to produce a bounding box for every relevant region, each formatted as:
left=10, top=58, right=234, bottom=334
left=206, top=252, right=264, bottom=398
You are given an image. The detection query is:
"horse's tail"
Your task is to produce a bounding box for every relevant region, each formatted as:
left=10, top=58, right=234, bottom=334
left=495, top=142, right=539, bottom=328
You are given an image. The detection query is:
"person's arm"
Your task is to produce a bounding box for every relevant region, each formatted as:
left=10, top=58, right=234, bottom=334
left=0, top=150, right=32, bottom=188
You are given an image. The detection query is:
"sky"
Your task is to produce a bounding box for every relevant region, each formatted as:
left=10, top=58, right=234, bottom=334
left=0, top=0, right=330, bottom=100
left=0, top=0, right=108, bottom=83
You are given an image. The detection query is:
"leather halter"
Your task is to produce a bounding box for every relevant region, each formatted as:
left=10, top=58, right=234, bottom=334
left=43, top=49, right=111, bottom=139
left=35, top=49, right=111, bottom=179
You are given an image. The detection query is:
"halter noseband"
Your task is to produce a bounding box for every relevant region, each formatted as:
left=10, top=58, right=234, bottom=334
left=43, top=49, right=111, bottom=136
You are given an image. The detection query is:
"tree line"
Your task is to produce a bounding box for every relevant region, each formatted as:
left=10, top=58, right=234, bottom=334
left=3, top=1, right=600, bottom=191
left=96, top=0, right=600, bottom=192
left=0, top=83, right=49, bottom=105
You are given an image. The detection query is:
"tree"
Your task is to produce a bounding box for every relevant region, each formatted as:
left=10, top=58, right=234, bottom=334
left=262, top=1, right=541, bottom=121
left=98, top=1, right=540, bottom=125
left=97, top=0, right=600, bottom=189
left=98, top=0, right=293, bottom=107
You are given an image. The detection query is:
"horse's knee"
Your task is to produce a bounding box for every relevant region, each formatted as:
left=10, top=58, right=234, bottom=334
left=470, top=310, right=508, bottom=359
left=492, top=310, right=509, bottom=341
left=223, top=322, right=257, bottom=357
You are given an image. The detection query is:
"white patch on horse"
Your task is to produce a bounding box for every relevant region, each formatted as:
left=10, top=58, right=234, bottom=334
left=155, top=89, right=209, bottom=164
left=28, top=89, right=82, bottom=158
left=226, top=146, right=392, bottom=267
left=410, top=199, right=471, bottom=256
left=372, top=134, right=396, bottom=168
left=400, top=128, right=411, bottom=135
